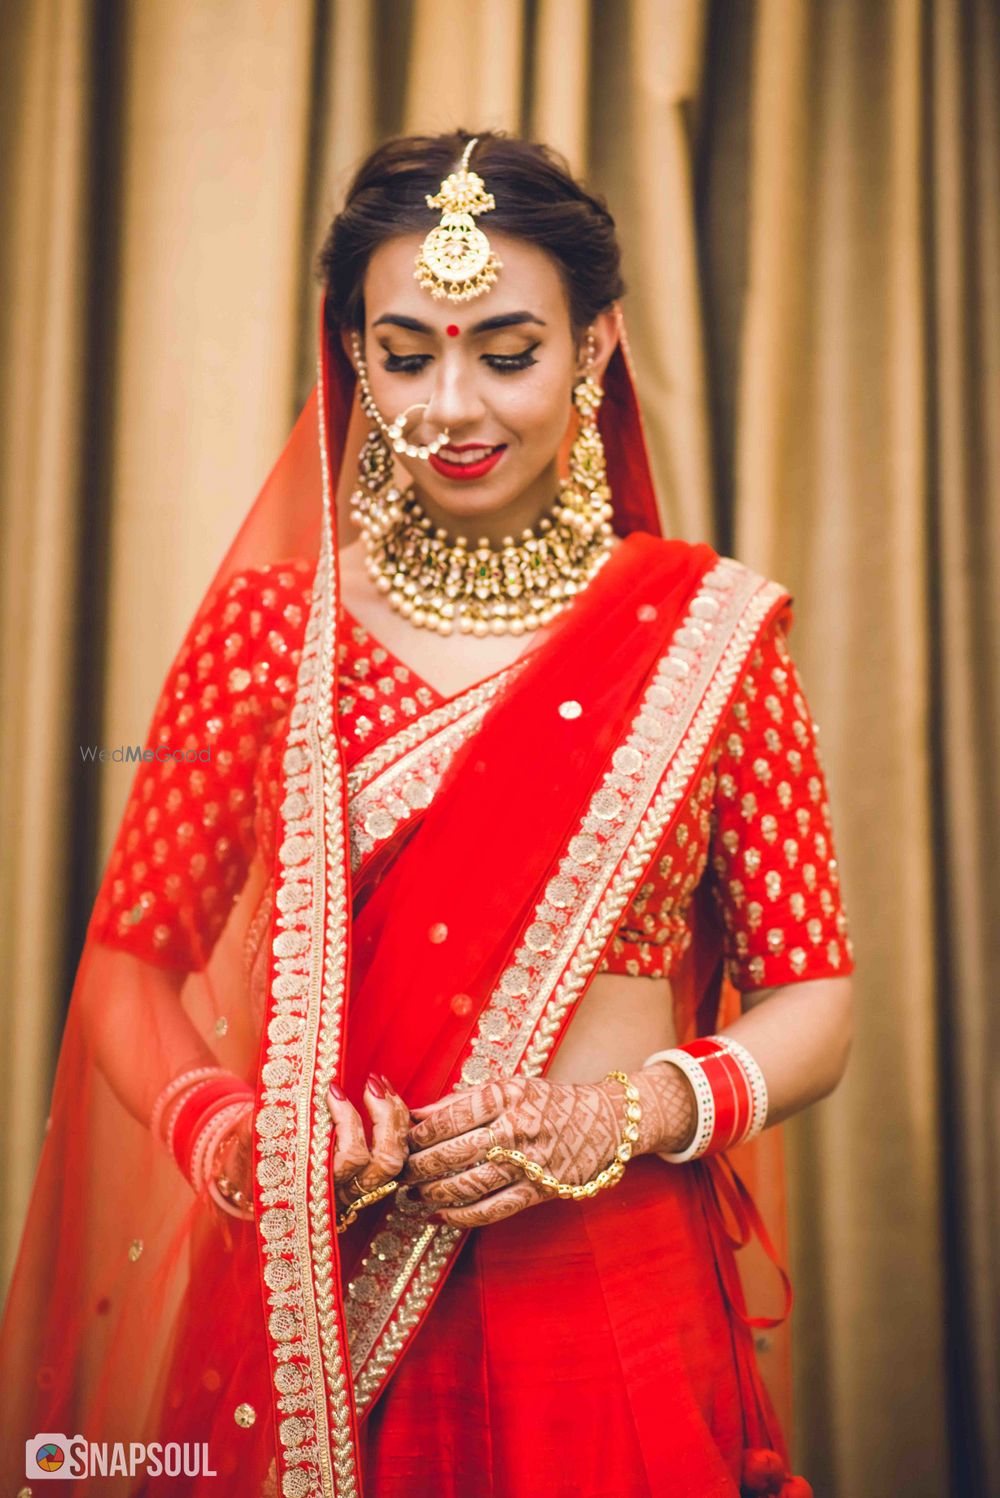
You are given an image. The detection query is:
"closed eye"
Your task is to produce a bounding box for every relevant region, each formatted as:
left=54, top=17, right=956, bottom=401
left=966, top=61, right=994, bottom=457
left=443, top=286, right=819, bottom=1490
left=381, top=342, right=541, bottom=376
left=382, top=352, right=431, bottom=374
left=483, top=344, right=540, bottom=373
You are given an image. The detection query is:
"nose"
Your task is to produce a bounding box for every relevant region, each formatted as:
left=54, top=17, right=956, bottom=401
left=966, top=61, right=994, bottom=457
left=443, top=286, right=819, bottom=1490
left=421, top=357, right=487, bottom=437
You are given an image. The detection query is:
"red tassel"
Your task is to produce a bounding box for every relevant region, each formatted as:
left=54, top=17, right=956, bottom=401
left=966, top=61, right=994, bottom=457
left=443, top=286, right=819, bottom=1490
left=778, top=1479, right=814, bottom=1498
left=741, top=1447, right=786, bottom=1493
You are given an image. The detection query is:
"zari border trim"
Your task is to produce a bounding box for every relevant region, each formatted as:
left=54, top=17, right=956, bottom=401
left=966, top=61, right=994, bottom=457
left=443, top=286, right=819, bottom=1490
left=517, top=573, right=788, bottom=1076
left=347, top=664, right=519, bottom=797
left=252, top=358, right=359, bottom=1498
left=348, top=556, right=789, bottom=1409
left=347, top=675, right=525, bottom=876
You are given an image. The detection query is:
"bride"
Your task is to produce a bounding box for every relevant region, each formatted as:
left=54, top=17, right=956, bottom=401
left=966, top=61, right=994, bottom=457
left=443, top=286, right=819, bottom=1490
left=0, top=130, right=852, bottom=1498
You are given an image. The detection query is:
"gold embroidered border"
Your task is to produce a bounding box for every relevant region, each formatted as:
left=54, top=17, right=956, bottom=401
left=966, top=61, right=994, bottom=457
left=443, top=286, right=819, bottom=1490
left=347, top=557, right=789, bottom=1408
left=347, top=666, right=518, bottom=797
left=253, top=367, right=359, bottom=1498
left=458, top=560, right=774, bottom=1087
left=519, top=575, right=787, bottom=1075
left=347, top=689, right=512, bottom=876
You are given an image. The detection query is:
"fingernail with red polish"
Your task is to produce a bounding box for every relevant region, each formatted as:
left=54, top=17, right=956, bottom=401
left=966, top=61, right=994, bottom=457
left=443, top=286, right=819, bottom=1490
left=329, top=1082, right=347, bottom=1101
left=366, top=1073, right=386, bottom=1098
left=380, top=1074, right=397, bottom=1097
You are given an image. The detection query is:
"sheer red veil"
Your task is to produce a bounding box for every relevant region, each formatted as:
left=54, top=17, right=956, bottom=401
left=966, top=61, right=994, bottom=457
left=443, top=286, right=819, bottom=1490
left=0, top=296, right=793, bottom=1496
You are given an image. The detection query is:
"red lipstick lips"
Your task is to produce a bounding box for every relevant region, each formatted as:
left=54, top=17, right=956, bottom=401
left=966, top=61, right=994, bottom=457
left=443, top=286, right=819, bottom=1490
left=428, top=443, right=507, bottom=482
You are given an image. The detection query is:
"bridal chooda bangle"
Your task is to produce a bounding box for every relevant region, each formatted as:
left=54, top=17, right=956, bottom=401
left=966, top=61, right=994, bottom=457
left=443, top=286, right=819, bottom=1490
left=149, top=1066, right=256, bottom=1202
left=484, top=1070, right=642, bottom=1200
left=643, top=1036, right=769, bottom=1162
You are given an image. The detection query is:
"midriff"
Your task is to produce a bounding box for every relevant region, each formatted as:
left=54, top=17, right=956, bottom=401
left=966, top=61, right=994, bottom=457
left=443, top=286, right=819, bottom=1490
left=544, top=971, right=677, bottom=1084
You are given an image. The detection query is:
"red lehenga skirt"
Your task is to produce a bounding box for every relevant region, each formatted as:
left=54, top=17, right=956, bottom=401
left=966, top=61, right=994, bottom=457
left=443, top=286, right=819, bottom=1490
left=135, top=1155, right=785, bottom=1498
left=360, top=1155, right=785, bottom=1498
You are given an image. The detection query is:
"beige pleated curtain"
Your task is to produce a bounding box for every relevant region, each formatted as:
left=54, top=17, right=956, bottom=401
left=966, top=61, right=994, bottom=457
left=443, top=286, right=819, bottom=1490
left=2, top=3, right=997, bottom=1495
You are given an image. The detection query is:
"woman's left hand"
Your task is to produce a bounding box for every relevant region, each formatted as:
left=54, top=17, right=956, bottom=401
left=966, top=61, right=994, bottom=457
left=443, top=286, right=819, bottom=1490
left=399, top=1075, right=629, bottom=1228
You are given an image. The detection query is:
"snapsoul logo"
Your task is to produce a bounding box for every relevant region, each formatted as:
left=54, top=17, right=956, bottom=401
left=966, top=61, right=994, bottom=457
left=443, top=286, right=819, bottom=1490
left=25, top=1434, right=216, bottom=1480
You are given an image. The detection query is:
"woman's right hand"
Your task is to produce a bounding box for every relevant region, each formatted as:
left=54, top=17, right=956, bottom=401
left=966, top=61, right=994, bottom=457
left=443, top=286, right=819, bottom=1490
left=327, top=1074, right=411, bottom=1209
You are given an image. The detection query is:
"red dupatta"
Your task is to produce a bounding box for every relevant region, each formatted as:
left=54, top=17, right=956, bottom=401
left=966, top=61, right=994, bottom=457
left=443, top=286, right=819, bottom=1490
left=251, top=301, right=793, bottom=1495
left=0, top=291, right=794, bottom=1498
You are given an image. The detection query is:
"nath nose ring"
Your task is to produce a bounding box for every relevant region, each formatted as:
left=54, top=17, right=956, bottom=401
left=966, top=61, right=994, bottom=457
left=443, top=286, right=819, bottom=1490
left=386, top=403, right=450, bottom=461
left=350, top=329, right=452, bottom=460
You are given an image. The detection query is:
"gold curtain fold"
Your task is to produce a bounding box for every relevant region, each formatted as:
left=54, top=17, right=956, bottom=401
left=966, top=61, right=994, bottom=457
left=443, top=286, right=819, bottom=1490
left=925, top=2, right=1000, bottom=1491
left=2, top=2, right=997, bottom=1493
left=404, top=0, right=527, bottom=132
left=102, top=0, right=316, bottom=741
left=0, top=0, right=93, bottom=1289
left=735, top=3, right=950, bottom=1492
left=588, top=0, right=718, bottom=542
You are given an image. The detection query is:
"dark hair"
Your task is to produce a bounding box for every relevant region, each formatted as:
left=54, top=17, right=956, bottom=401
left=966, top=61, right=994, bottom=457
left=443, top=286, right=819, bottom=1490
left=316, top=129, right=624, bottom=336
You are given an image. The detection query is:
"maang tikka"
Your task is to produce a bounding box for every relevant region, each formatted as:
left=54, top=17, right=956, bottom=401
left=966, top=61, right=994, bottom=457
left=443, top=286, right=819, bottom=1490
left=413, top=136, right=502, bottom=302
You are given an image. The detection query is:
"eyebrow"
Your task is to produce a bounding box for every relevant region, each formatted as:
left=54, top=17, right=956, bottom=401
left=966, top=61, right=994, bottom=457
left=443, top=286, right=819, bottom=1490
left=371, top=311, right=546, bottom=335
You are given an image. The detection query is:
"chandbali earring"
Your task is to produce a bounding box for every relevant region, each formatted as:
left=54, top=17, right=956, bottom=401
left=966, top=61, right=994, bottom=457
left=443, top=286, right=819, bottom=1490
left=565, top=329, right=611, bottom=531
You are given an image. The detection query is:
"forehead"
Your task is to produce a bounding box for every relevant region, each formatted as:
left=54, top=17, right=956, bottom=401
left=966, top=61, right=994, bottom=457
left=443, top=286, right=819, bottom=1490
left=363, top=231, right=570, bottom=325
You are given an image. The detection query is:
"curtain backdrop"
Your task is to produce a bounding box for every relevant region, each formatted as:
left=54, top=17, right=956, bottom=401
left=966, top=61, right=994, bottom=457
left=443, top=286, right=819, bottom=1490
left=2, top=3, right=997, bottom=1494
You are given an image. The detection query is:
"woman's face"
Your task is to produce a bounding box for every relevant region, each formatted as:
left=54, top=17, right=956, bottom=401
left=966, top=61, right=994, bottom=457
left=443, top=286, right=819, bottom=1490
left=349, top=231, right=617, bottom=539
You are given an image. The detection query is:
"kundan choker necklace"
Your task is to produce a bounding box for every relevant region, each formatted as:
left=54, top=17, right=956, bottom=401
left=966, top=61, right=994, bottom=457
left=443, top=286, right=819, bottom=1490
left=349, top=472, right=615, bottom=636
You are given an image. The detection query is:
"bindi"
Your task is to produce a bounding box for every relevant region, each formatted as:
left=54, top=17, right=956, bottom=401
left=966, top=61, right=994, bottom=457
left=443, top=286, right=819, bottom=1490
left=446, top=324, right=460, bottom=337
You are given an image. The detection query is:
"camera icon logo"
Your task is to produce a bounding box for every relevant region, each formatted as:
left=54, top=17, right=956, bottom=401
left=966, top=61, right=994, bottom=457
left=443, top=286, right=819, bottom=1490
left=25, top=1434, right=77, bottom=1479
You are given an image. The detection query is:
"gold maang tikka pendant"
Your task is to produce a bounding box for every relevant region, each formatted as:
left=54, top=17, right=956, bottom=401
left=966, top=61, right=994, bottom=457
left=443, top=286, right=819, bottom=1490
left=413, top=137, right=502, bottom=302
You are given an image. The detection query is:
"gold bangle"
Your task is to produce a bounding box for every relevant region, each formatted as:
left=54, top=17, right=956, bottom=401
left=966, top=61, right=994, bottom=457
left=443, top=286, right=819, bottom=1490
left=335, top=1178, right=399, bottom=1234
left=484, top=1069, right=641, bottom=1200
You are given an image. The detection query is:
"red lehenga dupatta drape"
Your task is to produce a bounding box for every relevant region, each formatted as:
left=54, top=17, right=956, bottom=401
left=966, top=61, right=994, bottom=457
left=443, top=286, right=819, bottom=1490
left=0, top=295, right=795, bottom=1497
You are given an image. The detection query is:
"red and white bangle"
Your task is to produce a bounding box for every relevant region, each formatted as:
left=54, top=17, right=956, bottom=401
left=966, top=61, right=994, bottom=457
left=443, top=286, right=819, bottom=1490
left=149, top=1068, right=254, bottom=1188
left=207, top=1173, right=255, bottom=1222
left=713, top=1034, right=768, bottom=1143
left=647, top=1049, right=716, bottom=1161
left=189, top=1097, right=253, bottom=1197
left=149, top=1065, right=226, bottom=1151
left=643, top=1035, right=769, bottom=1162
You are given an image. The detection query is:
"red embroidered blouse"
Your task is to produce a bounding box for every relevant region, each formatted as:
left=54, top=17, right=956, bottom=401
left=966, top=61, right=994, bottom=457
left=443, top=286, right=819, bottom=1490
left=92, top=560, right=855, bottom=992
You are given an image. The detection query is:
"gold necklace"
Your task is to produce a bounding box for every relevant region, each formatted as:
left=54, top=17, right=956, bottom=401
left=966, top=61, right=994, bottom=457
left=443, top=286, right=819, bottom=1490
left=350, top=475, right=614, bottom=636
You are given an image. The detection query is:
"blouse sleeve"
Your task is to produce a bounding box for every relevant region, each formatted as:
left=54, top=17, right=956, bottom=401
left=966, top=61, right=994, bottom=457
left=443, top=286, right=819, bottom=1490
left=89, top=559, right=312, bottom=972
left=706, top=610, right=856, bottom=991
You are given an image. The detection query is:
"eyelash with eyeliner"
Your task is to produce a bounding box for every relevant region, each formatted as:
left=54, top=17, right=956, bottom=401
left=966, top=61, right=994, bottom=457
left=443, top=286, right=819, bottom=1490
left=381, top=342, right=541, bottom=376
